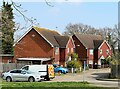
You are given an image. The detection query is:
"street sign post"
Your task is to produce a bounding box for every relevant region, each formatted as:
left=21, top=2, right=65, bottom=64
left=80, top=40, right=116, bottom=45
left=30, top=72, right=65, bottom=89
left=83, top=61, right=86, bottom=82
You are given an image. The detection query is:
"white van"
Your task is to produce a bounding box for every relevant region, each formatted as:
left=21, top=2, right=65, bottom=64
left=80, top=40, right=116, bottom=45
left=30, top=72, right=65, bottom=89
left=21, top=65, right=55, bottom=80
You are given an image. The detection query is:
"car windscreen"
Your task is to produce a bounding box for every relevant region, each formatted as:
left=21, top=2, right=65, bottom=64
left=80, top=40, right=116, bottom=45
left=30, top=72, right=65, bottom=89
left=22, top=66, right=29, bottom=70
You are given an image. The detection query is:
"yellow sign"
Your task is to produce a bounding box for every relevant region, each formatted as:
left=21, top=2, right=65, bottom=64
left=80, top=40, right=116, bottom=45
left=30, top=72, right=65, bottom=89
left=48, top=65, right=54, bottom=78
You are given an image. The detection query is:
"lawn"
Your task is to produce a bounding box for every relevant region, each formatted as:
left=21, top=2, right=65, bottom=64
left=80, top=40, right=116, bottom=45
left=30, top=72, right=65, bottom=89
left=0, top=82, right=118, bottom=89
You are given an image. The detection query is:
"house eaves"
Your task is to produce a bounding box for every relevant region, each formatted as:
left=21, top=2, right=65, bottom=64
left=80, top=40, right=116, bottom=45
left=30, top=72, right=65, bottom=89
left=13, top=26, right=54, bottom=47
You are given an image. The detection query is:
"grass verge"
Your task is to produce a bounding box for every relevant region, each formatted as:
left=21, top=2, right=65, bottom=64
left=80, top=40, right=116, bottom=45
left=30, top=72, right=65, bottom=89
left=0, top=82, right=118, bottom=89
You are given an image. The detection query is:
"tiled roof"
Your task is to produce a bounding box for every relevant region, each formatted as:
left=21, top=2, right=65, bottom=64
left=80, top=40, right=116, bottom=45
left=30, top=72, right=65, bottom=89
left=94, top=40, right=103, bottom=49
left=33, top=26, right=70, bottom=48
left=14, top=26, right=71, bottom=48
left=54, top=36, right=69, bottom=48
left=75, top=34, right=103, bottom=49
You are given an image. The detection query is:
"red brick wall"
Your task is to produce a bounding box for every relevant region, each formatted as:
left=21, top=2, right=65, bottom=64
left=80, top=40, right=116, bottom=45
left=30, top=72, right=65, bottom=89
left=59, top=38, right=74, bottom=66
left=53, top=48, right=60, bottom=64
left=66, top=38, right=74, bottom=53
left=87, top=49, right=94, bottom=60
left=14, top=29, right=54, bottom=62
left=65, top=38, right=75, bottom=60
left=98, top=41, right=112, bottom=59
left=87, top=49, right=94, bottom=66
left=72, top=35, right=87, bottom=59
left=1, top=56, right=13, bottom=63
left=60, top=48, right=65, bottom=66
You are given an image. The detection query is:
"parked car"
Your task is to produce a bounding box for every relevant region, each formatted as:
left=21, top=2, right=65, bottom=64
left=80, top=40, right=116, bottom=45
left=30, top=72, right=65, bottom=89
left=53, top=64, right=68, bottom=74
left=2, top=69, right=43, bottom=82
left=21, top=64, right=55, bottom=81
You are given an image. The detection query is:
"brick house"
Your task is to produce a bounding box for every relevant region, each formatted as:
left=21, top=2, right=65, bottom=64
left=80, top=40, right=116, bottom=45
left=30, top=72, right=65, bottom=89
left=0, top=54, right=14, bottom=63
left=72, top=34, right=112, bottom=68
left=14, top=26, right=75, bottom=66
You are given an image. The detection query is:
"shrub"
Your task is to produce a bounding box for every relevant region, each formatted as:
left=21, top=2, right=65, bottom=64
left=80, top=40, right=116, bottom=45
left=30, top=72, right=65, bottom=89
left=67, top=53, right=83, bottom=73
left=111, top=52, right=120, bottom=65
left=71, top=53, right=78, bottom=60
left=67, top=60, right=80, bottom=68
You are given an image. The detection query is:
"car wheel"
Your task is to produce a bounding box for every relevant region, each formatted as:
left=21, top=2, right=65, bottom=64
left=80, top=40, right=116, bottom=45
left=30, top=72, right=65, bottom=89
left=28, top=77, right=35, bottom=82
left=46, top=78, right=50, bottom=81
left=6, top=76, right=12, bottom=82
left=58, top=70, right=62, bottom=74
left=63, top=71, right=66, bottom=74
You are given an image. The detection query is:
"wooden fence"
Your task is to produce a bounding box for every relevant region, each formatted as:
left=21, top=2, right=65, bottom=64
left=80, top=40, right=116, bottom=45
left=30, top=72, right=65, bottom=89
left=0, top=63, right=26, bottom=73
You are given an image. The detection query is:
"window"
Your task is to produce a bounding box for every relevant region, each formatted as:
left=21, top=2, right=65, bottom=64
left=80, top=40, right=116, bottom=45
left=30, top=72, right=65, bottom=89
left=55, top=47, right=59, bottom=55
left=22, top=66, right=29, bottom=70
left=106, top=49, right=109, bottom=54
left=7, top=59, right=11, bottom=63
left=100, top=49, right=102, bottom=54
left=89, top=60, right=93, bottom=64
left=71, top=48, right=74, bottom=52
left=17, top=70, right=22, bottom=73
left=10, top=70, right=17, bottom=73
left=68, top=48, right=70, bottom=53
left=10, top=70, right=21, bottom=73
left=90, top=49, right=93, bottom=55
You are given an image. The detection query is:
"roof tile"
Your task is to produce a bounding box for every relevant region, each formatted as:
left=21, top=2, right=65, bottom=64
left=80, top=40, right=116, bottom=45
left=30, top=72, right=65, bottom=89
left=75, top=34, right=103, bottom=48
left=33, top=26, right=70, bottom=48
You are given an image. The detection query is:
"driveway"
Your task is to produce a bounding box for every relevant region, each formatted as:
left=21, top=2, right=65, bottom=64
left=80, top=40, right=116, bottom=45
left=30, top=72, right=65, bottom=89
left=48, top=68, right=119, bottom=88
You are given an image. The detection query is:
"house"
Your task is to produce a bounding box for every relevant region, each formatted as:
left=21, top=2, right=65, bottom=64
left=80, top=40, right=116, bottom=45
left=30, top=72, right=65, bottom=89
left=14, top=26, right=75, bottom=66
left=0, top=54, right=14, bottom=63
left=72, top=34, right=112, bottom=68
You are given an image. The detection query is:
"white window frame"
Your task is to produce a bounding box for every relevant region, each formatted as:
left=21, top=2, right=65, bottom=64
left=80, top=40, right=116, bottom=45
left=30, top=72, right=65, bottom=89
left=106, top=49, right=109, bottom=54
left=68, top=48, right=70, bottom=53
left=89, top=60, right=93, bottom=65
left=90, top=49, right=93, bottom=55
left=55, top=47, right=59, bottom=55
left=100, top=49, right=102, bottom=54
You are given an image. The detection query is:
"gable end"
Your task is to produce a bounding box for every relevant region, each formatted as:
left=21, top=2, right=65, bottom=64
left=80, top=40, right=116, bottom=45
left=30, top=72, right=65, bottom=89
left=98, top=40, right=111, bottom=50
left=13, top=27, right=54, bottom=47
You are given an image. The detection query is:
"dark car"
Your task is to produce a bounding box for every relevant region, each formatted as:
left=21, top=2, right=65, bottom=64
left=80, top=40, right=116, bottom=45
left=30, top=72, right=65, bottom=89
left=53, top=64, right=68, bottom=74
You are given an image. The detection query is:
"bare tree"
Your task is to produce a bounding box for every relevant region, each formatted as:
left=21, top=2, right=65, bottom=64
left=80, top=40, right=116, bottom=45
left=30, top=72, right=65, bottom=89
left=2, top=0, right=54, bottom=42
left=63, top=23, right=118, bottom=55
left=63, top=23, right=112, bottom=37
left=63, top=23, right=93, bottom=36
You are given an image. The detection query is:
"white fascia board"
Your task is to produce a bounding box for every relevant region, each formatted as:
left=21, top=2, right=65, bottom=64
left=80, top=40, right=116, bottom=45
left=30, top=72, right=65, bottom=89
left=13, top=27, right=54, bottom=47
left=98, top=40, right=111, bottom=50
left=13, top=27, right=33, bottom=47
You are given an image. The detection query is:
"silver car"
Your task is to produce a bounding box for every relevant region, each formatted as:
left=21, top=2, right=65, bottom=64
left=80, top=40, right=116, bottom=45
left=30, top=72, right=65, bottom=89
left=2, top=69, right=43, bottom=82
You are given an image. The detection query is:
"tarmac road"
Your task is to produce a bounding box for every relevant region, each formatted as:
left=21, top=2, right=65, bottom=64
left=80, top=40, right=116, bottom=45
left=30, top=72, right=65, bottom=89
left=49, top=68, right=119, bottom=88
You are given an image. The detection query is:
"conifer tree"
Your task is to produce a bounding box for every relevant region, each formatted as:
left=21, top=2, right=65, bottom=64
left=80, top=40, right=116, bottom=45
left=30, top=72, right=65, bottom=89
left=1, top=1, right=15, bottom=54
